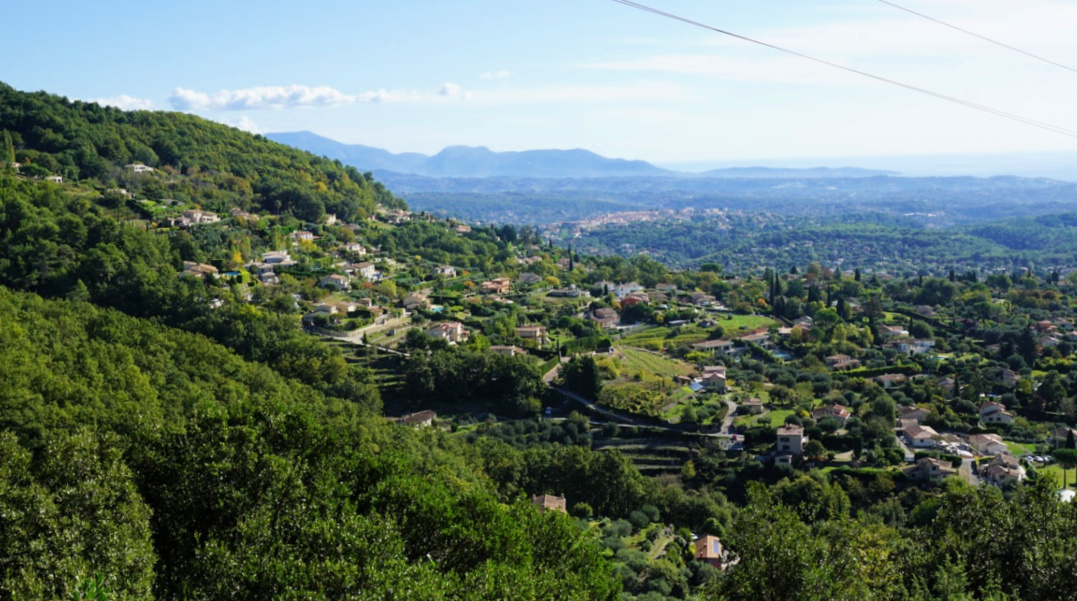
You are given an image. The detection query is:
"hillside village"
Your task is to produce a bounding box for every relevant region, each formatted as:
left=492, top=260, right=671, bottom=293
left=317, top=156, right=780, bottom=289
left=9, top=84, right=1077, bottom=600
left=39, top=157, right=1077, bottom=494
left=126, top=172, right=1077, bottom=501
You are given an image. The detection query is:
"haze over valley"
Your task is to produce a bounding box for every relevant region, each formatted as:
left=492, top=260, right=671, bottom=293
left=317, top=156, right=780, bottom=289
left=10, top=0, right=1077, bottom=599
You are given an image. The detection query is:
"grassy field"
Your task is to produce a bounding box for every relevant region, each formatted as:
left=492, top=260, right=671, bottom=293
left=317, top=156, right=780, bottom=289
left=735, top=408, right=795, bottom=428
left=714, top=314, right=778, bottom=334
left=1038, top=464, right=1074, bottom=489
left=1005, top=441, right=1035, bottom=456
left=617, top=347, right=695, bottom=378
left=618, top=327, right=679, bottom=351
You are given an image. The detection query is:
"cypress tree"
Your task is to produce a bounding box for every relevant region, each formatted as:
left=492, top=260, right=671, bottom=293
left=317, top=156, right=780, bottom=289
left=1, top=131, right=13, bottom=166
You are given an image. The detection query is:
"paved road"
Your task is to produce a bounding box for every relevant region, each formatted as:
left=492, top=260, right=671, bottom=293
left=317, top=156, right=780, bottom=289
left=542, top=357, right=569, bottom=384
left=721, top=397, right=738, bottom=434
left=550, top=385, right=732, bottom=441
left=551, top=385, right=643, bottom=425
left=339, top=314, right=411, bottom=343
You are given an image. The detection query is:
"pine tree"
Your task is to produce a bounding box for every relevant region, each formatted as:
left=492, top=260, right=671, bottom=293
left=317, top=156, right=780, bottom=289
left=1, top=131, right=13, bottom=166
left=854, top=267, right=861, bottom=282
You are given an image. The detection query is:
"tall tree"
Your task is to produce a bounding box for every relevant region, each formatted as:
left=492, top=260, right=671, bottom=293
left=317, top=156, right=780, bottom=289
left=1052, top=448, right=1077, bottom=489
left=1, top=130, right=14, bottom=165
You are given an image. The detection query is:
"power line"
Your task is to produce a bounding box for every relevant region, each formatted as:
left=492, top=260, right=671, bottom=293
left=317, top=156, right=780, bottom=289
left=608, top=0, right=1077, bottom=139
left=876, top=0, right=1077, bottom=75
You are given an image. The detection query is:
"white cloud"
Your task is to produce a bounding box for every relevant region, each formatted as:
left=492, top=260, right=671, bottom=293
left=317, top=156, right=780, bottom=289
left=216, top=115, right=263, bottom=134
left=91, top=95, right=154, bottom=110
left=439, top=82, right=462, bottom=97
left=168, top=84, right=420, bottom=111
left=480, top=70, right=512, bottom=80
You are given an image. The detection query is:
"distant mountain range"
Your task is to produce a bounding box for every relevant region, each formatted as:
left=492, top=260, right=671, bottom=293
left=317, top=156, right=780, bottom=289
left=266, top=131, right=897, bottom=179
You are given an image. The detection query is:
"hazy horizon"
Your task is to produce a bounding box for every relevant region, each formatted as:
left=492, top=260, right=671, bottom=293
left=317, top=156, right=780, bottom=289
left=658, top=149, right=1077, bottom=181
left=6, top=0, right=1077, bottom=164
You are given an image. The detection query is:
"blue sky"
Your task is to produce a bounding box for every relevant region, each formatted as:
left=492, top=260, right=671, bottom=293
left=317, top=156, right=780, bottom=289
left=5, top=0, right=1077, bottom=167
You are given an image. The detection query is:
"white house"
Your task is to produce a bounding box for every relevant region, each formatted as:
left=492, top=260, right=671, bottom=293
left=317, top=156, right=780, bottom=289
left=968, top=433, right=1009, bottom=456
left=739, top=331, right=775, bottom=350
left=182, top=209, right=220, bottom=225
left=897, top=339, right=936, bottom=355
left=776, top=425, right=806, bottom=457
left=425, top=322, right=469, bottom=344
left=339, top=243, right=367, bottom=256
left=980, top=402, right=1014, bottom=425
left=352, top=262, right=376, bottom=280
left=611, top=282, right=644, bottom=299
left=904, top=425, right=940, bottom=449
left=262, top=250, right=295, bottom=266
left=433, top=265, right=457, bottom=278
left=290, top=230, right=315, bottom=243
left=515, top=325, right=548, bottom=342
left=692, top=339, right=738, bottom=356
left=879, top=325, right=910, bottom=339
left=319, top=274, right=351, bottom=291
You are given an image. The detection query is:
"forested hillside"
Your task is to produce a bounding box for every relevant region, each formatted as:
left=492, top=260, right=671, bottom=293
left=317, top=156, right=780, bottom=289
left=11, top=81, right=1077, bottom=601
left=0, top=82, right=621, bottom=600
left=0, top=82, right=403, bottom=222
left=0, top=287, right=618, bottom=599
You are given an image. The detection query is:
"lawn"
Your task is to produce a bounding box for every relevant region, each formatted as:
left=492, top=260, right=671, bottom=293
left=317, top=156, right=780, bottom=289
left=1004, top=441, right=1035, bottom=456
left=735, top=408, right=795, bottom=428
left=1038, top=464, right=1075, bottom=490
left=714, top=314, right=778, bottom=334
left=617, top=347, right=695, bottom=379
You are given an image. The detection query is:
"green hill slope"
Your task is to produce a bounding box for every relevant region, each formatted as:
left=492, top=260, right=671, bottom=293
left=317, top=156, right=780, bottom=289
left=0, top=286, right=618, bottom=599
left=0, top=82, right=404, bottom=221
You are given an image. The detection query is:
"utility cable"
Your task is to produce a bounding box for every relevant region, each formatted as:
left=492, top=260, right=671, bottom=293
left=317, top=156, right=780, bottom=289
left=609, top=0, right=1077, bottom=139
left=876, top=0, right=1077, bottom=75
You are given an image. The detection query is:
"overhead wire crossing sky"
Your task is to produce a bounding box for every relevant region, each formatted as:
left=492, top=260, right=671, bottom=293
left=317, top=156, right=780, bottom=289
left=609, top=0, right=1077, bottom=140
left=875, top=0, right=1077, bottom=75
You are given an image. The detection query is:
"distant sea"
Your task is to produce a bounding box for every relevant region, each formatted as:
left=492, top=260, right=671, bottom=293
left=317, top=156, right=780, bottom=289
left=660, top=150, right=1077, bottom=181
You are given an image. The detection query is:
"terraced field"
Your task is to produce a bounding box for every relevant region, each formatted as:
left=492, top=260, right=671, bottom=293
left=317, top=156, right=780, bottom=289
left=617, top=347, right=695, bottom=378
left=618, top=326, right=710, bottom=351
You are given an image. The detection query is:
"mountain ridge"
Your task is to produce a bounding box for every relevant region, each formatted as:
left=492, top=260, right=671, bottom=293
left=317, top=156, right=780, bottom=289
left=266, top=131, right=897, bottom=179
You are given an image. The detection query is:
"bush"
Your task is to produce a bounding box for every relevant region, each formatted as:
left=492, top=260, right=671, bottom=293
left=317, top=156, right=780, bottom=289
left=603, top=536, right=626, bottom=552
left=605, top=519, right=633, bottom=538
left=629, top=510, right=652, bottom=531
left=571, top=502, right=594, bottom=519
